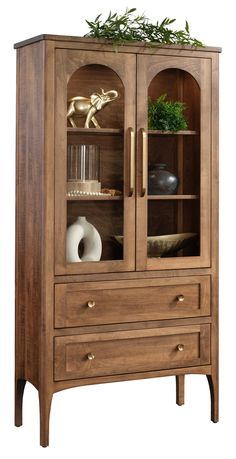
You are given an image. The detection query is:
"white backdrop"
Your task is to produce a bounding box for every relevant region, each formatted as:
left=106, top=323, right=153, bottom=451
left=0, top=0, right=235, bottom=456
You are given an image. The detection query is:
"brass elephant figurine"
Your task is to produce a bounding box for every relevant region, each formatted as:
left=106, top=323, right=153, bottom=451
left=67, top=88, right=118, bottom=128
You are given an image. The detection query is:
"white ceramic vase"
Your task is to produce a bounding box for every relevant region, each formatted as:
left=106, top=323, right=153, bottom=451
left=66, top=216, right=102, bottom=263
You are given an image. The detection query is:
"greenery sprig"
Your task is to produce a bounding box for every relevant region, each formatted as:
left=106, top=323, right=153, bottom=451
left=148, top=94, right=188, bottom=131
left=85, top=8, right=204, bottom=47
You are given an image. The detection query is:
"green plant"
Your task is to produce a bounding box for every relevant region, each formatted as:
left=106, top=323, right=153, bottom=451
left=148, top=94, right=188, bottom=131
left=85, top=8, right=204, bottom=47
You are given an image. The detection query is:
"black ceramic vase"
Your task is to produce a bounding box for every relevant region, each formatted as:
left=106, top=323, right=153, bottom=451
left=148, top=163, right=179, bottom=195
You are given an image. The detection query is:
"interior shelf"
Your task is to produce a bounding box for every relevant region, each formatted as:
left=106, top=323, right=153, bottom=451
left=68, top=128, right=196, bottom=135
left=67, top=127, right=123, bottom=135
left=66, top=195, right=123, bottom=201
left=148, top=195, right=199, bottom=200
left=148, top=130, right=197, bottom=136
left=67, top=195, right=198, bottom=201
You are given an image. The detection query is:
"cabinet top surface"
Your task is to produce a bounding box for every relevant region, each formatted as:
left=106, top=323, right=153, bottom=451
left=14, top=34, right=221, bottom=52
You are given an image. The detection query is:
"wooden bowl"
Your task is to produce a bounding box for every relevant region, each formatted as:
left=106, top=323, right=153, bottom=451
left=114, top=232, right=197, bottom=257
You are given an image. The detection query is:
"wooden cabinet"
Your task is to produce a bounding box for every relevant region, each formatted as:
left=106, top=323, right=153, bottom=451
left=14, top=34, right=220, bottom=447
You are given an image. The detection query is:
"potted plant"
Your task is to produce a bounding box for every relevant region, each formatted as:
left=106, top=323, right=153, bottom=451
left=148, top=94, right=188, bottom=131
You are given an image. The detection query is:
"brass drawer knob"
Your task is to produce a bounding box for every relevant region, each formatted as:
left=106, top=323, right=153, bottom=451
left=176, top=294, right=185, bottom=302
left=87, top=353, right=95, bottom=360
left=87, top=300, right=96, bottom=308
left=177, top=344, right=184, bottom=352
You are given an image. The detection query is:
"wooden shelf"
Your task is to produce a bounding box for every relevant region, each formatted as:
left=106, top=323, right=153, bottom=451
left=67, top=195, right=198, bottom=201
left=66, top=195, right=123, bottom=201
left=68, top=128, right=196, bottom=136
left=148, top=130, right=198, bottom=135
left=67, top=127, right=123, bottom=135
left=148, top=195, right=199, bottom=200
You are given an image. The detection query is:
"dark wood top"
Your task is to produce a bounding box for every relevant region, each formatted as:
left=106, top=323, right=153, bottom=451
left=14, top=34, right=222, bottom=52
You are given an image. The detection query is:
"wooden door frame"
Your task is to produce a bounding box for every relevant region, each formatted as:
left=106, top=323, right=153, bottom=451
left=54, top=49, right=136, bottom=275
left=136, top=54, right=212, bottom=271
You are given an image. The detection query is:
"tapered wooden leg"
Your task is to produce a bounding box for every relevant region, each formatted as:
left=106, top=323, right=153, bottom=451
left=176, top=375, right=185, bottom=406
left=39, top=391, right=53, bottom=447
left=15, top=378, right=26, bottom=427
left=207, top=374, right=219, bottom=422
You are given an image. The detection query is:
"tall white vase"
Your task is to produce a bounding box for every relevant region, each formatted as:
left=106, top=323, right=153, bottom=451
left=66, top=216, right=102, bottom=263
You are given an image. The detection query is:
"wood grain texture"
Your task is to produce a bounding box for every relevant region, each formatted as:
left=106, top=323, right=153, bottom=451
left=67, top=127, right=122, bottom=134
left=15, top=379, right=26, bottom=426
left=55, top=276, right=210, bottom=328
left=15, top=48, right=26, bottom=428
left=52, top=316, right=212, bottom=338
left=39, top=40, right=55, bottom=447
left=50, top=41, right=220, bottom=59
left=14, top=34, right=222, bottom=53
left=54, top=325, right=210, bottom=381
left=15, top=42, right=45, bottom=392
left=54, top=365, right=212, bottom=392
left=148, top=130, right=197, bottom=135
left=148, top=195, right=199, bottom=200
left=208, top=52, right=220, bottom=423
left=15, top=40, right=56, bottom=447
left=176, top=375, right=185, bottom=405
left=54, top=267, right=212, bottom=283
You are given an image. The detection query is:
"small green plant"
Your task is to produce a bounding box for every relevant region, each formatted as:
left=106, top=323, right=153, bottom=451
left=148, top=94, right=188, bottom=131
left=85, top=8, right=204, bottom=47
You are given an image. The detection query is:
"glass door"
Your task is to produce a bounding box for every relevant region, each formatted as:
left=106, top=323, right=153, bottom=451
left=136, top=55, right=211, bottom=270
left=55, top=50, right=136, bottom=275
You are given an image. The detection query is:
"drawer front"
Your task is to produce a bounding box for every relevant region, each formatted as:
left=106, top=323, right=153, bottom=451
left=54, top=324, right=210, bottom=381
left=55, top=276, right=210, bottom=328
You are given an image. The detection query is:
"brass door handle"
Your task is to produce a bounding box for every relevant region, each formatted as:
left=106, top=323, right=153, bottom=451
left=87, top=353, right=95, bottom=360
left=176, top=295, right=185, bottom=302
left=128, top=127, right=135, bottom=197
left=87, top=300, right=96, bottom=308
left=141, top=128, right=147, bottom=197
left=177, top=344, right=184, bottom=352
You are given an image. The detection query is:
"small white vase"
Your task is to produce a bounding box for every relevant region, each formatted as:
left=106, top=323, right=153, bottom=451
left=66, top=216, right=102, bottom=263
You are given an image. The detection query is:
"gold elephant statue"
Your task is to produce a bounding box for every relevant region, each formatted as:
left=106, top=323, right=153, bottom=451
left=67, top=88, right=118, bottom=128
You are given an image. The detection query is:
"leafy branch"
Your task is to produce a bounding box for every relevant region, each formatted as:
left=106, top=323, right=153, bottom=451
left=85, top=8, right=204, bottom=47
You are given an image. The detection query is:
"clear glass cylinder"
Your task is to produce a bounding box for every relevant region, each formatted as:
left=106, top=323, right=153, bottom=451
left=67, top=144, right=101, bottom=194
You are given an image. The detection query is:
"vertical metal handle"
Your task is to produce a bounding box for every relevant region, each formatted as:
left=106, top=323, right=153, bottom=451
left=141, top=128, right=147, bottom=197
left=128, top=127, right=135, bottom=197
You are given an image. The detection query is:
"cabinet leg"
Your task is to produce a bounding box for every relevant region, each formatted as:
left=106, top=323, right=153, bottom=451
left=15, top=378, right=26, bottom=427
left=176, top=375, right=185, bottom=406
left=39, top=391, right=53, bottom=447
left=207, top=374, right=219, bottom=422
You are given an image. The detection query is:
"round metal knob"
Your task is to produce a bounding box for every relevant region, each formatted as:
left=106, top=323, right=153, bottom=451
left=87, top=353, right=95, bottom=360
left=177, top=344, right=184, bottom=352
left=176, top=294, right=185, bottom=302
left=87, top=300, right=96, bottom=308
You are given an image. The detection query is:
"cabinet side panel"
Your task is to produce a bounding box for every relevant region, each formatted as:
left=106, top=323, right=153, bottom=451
left=15, top=42, right=45, bottom=388
left=210, top=53, right=219, bottom=411
left=15, top=50, right=25, bottom=384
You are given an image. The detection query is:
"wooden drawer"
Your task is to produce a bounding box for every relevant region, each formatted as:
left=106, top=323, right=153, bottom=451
left=54, top=276, right=210, bottom=328
left=54, top=324, right=210, bottom=381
